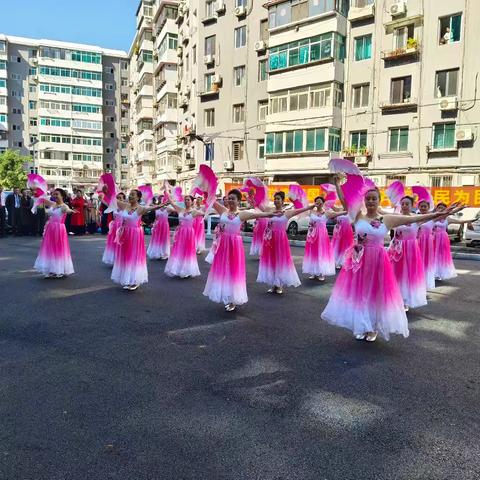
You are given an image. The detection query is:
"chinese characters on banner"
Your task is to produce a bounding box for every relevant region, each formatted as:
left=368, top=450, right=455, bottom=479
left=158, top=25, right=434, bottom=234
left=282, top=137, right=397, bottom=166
left=224, top=184, right=480, bottom=207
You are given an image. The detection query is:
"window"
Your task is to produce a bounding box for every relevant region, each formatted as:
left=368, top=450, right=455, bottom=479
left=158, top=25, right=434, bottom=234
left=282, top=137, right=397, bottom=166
left=391, top=76, right=411, bottom=104
left=121, top=78, right=128, bottom=86
left=105, top=83, right=114, bottom=90
left=205, top=143, right=215, bottom=162
left=393, top=25, right=414, bottom=49
left=12, top=108, right=22, bottom=114
left=206, top=0, right=216, bottom=18
left=205, top=35, right=216, bottom=56
left=265, top=128, right=341, bottom=154
left=439, top=14, right=462, bottom=45
left=0, top=114, right=7, bottom=123
left=431, top=176, right=452, bottom=187
left=289, top=88, right=308, bottom=111
left=352, top=84, right=369, bottom=108
left=0, top=79, right=6, bottom=88
left=258, top=140, right=265, bottom=159
left=30, top=118, right=38, bottom=126
left=11, top=73, right=21, bottom=80
left=260, top=19, right=269, bottom=42
left=29, top=67, right=37, bottom=75
left=192, top=45, right=197, bottom=64
left=269, top=33, right=346, bottom=72
left=386, top=175, right=406, bottom=186
left=234, top=27, right=247, bottom=49
left=29, top=101, right=37, bottom=109
left=350, top=131, right=368, bottom=150
left=432, top=123, right=456, bottom=150
left=104, top=67, right=114, bottom=74
left=258, top=100, right=268, bottom=121
left=232, top=141, right=244, bottom=161
left=39, top=66, right=102, bottom=81
left=354, top=35, right=372, bottom=61
left=233, top=104, right=245, bottom=123
left=105, top=99, right=115, bottom=106
left=29, top=84, right=37, bottom=93
left=234, top=66, right=246, bottom=87
left=436, top=69, right=459, bottom=97
left=158, top=34, right=178, bottom=58
left=204, top=73, right=214, bottom=91
left=258, top=59, right=268, bottom=81
left=235, top=0, right=247, bottom=6
left=389, top=127, right=409, bottom=152
left=0, top=60, right=6, bottom=70
left=204, top=109, right=215, bottom=127
left=0, top=41, right=5, bottom=52
left=121, top=156, right=128, bottom=165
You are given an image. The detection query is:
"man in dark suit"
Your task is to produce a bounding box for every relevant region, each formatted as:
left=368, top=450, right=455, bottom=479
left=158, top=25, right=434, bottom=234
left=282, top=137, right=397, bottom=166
left=6, top=187, right=22, bottom=236
left=0, top=185, right=6, bottom=237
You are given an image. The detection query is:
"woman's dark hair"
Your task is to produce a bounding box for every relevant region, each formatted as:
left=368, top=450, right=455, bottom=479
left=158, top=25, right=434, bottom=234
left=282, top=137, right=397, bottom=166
left=130, top=189, right=142, bottom=201
left=274, top=191, right=285, bottom=201
left=418, top=200, right=430, bottom=207
left=365, top=188, right=381, bottom=199
left=436, top=202, right=447, bottom=209
left=314, top=196, right=325, bottom=203
left=401, top=195, right=414, bottom=205
left=54, top=188, right=67, bottom=202
left=76, top=189, right=83, bottom=195
left=117, top=192, right=126, bottom=201
left=184, top=195, right=194, bottom=202
left=228, top=189, right=242, bottom=201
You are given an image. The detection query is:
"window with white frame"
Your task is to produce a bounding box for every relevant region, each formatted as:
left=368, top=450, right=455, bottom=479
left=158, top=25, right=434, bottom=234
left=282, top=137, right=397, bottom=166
left=258, top=140, right=265, bottom=159
left=389, top=127, right=409, bottom=152
left=435, top=69, right=458, bottom=97
left=234, top=66, right=246, bottom=87
left=204, top=108, right=215, bottom=127
left=234, top=26, right=247, bottom=48
left=232, top=104, right=245, bottom=123
left=432, top=123, right=456, bottom=150
left=258, top=100, right=268, bottom=121
left=390, top=76, right=412, bottom=104
left=205, top=0, right=216, bottom=18
left=439, top=14, right=462, bottom=45
left=393, top=24, right=414, bottom=49
left=352, top=84, right=369, bottom=108
left=431, top=176, right=453, bottom=187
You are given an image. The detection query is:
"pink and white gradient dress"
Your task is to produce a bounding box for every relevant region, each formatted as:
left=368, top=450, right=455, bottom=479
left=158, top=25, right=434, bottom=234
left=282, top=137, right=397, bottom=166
left=164, top=212, right=200, bottom=278
left=111, top=210, right=148, bottom=286
left=433, top=219, right=457, bottom=280
left=332, top=214, right=354, bottom=268
left=321, top=219, right=409, bottom=340
left=193, top=211, right=206, bottom=253
left=147, top=208, right=170, bottom=260
left=388, top=223, right=427, bottom=309
left=34, top=206, right=74, bottom=276
left=302, top=212, right=335, bottom=277
left=250, top=217, right=269, bottom=256
left=417, top=220, right=436, bottom=289
left=257, top=214, right=301, bottom=288
left=203, top=212, right=248, bottom=305
left=102, top=210, right=123, bottom=265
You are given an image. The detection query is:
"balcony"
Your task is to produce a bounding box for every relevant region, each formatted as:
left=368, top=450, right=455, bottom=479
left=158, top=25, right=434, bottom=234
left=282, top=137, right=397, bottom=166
left=342, top=147, right=372, bottom=166
left=348, top=1, right=375, bottom=22
left=380, top=98, right=418, bottom=113
left=381, top=41, right=420, bottom=62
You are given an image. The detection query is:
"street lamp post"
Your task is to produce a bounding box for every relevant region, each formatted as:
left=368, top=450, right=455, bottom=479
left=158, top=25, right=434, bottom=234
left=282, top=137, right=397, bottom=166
left=28, top=138, right=39, bottom=174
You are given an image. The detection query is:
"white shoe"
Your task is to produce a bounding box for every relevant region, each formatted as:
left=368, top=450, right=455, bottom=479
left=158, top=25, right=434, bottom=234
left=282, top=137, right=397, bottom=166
left=122, top=285, right=130, bottom=290
left=308, top=275, right=316, bottom=280
left=267, top=287, right=275, bottom=294
left=355, top=334, right=366, bottom=341
left=44, top=273, right=55, bottom=279
left=318, top=275, right=325, bottom=282
left=365, top=332, right=378, bottom=342
left=224, top=303, right=236, bottom=312
left=276, top=287, right=283, bottom=295
left=128, top=284, right=139, bottom=291
left=404, top=305, right=409, bottom=312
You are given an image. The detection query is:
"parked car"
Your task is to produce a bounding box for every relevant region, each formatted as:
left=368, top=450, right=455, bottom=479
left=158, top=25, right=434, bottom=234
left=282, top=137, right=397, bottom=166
left=465, top=211, right=480, bottom=246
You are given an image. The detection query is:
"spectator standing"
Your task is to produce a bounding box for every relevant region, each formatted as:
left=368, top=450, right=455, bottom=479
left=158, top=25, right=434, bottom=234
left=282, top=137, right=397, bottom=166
left=20, top=189, right=34, bottom=236
left=70, top=190, right=87, bottom=235
left=6, top=187, right=22, bottom=236
left=0, top=186, right=6, bottom=237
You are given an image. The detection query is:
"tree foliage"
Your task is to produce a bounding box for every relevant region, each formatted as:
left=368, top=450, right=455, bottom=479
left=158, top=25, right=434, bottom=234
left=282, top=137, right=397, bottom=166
left=0, top=149, right=30, bottom=189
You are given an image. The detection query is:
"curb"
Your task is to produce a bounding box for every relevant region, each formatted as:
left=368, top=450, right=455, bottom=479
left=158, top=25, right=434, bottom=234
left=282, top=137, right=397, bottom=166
left=205, top=233, right=480, bottom=261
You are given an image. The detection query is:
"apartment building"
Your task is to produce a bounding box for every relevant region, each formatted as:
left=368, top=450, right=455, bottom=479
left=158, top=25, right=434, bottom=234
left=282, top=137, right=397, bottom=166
left=172, top=0, right=269, bottom=193
left=344, top=0, right=480, bottom=188
left=263, top=0, right=348, bottom=185
left=0, top=34, right=130, bottom=191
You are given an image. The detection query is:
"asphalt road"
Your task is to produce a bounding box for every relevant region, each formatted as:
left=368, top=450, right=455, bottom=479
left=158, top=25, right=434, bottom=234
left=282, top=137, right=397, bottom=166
left=0, top=235, right=479, bottom=480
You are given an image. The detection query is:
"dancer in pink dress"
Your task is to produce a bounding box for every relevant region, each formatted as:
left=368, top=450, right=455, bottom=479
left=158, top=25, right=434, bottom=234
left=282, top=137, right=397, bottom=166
left=417, top=200, right=437, bottom=290
left=165, top=195, right=201, bottom=278
left=257, top=191, right=313, bottom=294
left=102, top=192, right=126, bottom=266
left=204, top=189, right=276, bottom=311
left=302, top=196, right=336, bottom=281
left=147, top=201, right=171, bottom=260
left=193, top=196, right=206, bottom=254
left=432, top=202, right=473, bottom=280
left=34, top=188, right=75, bottom=278
left=250, top=218, right=269, bottom=257
left=332, top=214, right=354, bottom=269
left=388, top=196, right=427, bottom=311
left=321, top=177, right=459, bottom=342
left=111, top=189, right=163, bottom=291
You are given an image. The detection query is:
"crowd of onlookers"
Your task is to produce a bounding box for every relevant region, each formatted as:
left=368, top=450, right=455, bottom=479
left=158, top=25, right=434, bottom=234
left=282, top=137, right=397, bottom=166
left=0, top=186, right=116, bottom=238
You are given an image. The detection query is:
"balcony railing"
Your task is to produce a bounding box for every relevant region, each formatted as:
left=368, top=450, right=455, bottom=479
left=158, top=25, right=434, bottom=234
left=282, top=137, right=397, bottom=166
left=380, top=98, right=418, bottom=112
left=381, top=42, right=420, bottom=61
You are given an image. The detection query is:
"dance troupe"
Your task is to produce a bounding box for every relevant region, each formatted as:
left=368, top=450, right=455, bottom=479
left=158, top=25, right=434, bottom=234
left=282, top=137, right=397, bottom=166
left=28, top=159, right=472, bottom=343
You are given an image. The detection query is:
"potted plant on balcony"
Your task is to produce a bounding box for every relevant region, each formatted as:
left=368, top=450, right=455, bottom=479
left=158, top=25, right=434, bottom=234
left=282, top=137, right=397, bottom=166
left=406, top=38, right=418, bottom=53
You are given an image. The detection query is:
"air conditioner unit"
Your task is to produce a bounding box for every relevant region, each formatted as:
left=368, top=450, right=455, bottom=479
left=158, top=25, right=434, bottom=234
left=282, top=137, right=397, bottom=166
left=354, top=156, right=369, bottom=166
left=234, top=6, right=246, bottom=16
left=390, top=1, right=406, bottom=16
left=176, top=46, right=183, bottom=57
left=215, top=0, right=226, bottom=13
left=223, top=160, right=234, bottom=170
left=455, top=128, right=473, bottom=142
left=254, top=40, right=267, bottom=52
left=439, top=97, right=458, bottom=111
left=204, top=54, right=214, bottom=65
left=212, top=74, right=222, bottom=85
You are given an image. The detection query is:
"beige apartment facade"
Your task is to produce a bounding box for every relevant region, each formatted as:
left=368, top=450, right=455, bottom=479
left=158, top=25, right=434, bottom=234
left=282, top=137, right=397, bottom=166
left=0, top=34, right=129, bottom=191
left=344, top=0, right=480, bottom=188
